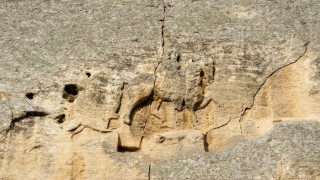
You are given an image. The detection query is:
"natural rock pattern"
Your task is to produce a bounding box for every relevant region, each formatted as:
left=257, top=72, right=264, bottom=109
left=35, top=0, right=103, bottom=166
left=240, top=46, right=320, bottom=138
left=0, top=0, right=319, bottom=179
left=141, top=129, right=205, bottom=159
left=151, top=122, right=320, bottom=180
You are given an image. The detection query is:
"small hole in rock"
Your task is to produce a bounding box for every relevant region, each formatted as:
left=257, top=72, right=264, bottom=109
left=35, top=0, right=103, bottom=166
left=177, top=54, right=181, bottom=62
left=85, top=72, right=91, bottom=77
left=64, top=84, right=78, bottom=95
left=26, top=93, right=34, bottom=99
left=63, top=84, right=79, bottom=103
left=56, top=114, right=66, bottom=124
left=200, top=69, right=204, bottom=78
left=182, top=100, right=185, bottom=107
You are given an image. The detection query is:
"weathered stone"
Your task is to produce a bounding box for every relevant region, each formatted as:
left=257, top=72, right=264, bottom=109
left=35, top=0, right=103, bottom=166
left=154, top=50, right=185, bottom=111
left=0, top=0, right=319, bottom=179
left=151, top=122, right=320, bottom=180
left=0, top=101, right=12, bottom=138
left=141, top=129, right=205, bottom=159
left=124, top=73, right=155, bottom=125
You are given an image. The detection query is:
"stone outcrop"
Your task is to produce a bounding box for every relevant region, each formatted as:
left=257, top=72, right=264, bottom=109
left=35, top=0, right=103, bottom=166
left=151, top=122, right=320, bottom=180
left=0, top=0, right=319, bottom=179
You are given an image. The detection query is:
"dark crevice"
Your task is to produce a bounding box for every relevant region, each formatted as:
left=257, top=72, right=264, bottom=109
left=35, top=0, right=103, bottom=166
left=55, top=114, right=66, bottom=124
left=64, top=84, right=78, bottom=95
left=199, top=69, right=205, bottom=87
left=117, top=146, right=140, bottom=153
left=161, top=0, right=166, bottom=55
left=200, top=69, right=204, bottom=78
left=10, top=111, right=49, bottom=130
left=203, top=134, right=209, bottom=152
left=148, top=164, right=151, bottom=180
left=239, top=42, right=309, bottom=133
left=85, top=72, right=91, bottom=77
left=181, top=100, right=186, bottom=108
left=176, top=54, right=181, bottom=63
left=25, top=93, right=34, bottom=100
left=63, top=84, right=79, bottom=103
left=161, top=23, right=165, bottom=48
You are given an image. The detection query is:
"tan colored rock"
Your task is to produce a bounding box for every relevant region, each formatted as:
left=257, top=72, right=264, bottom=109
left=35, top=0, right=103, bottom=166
left=240, top=46, right=320, bottom=138
left=154, top=50, right=185, bottom=111
left=141, top=129, right=204, bottom=159
left=124, top=73, right=155, bottom=125
left=0, top=0, right=319, bottom=179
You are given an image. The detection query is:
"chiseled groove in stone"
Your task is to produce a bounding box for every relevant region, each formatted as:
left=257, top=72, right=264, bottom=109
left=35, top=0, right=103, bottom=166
left=239, top=42, right=310, bottom=133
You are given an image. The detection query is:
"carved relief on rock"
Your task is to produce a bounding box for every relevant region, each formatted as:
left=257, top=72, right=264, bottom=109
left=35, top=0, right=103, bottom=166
left=122, top=50, right=215, bottom=128
left=59, top=73, right=123, bottom=137
left=185, top=58, right=215, bottom=126
left=153, top=51, right=186, bottom=112
left=123, top=73, right=155, bottom=125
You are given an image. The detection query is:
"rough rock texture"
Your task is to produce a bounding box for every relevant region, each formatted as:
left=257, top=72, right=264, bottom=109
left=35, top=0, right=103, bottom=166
left=0, top=0, right=319, bottom=179
left=151, top=122, right=320, bottom=180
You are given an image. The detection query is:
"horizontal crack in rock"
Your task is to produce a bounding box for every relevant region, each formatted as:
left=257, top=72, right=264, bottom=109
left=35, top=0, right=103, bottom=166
left=10, top=111, right=49, bottom=130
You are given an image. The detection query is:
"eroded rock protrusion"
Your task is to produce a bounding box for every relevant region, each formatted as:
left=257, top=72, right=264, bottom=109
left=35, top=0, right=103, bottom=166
left=122, top=53, right=215, bottom=129
left=141, top=130, right=204, bottom=158
left=0, top=101, right=12, bottom=141
left=10, top=111, right=48, bottom=130
left=124, top=73, right=155, bottom=125
left=185, top=58, right=215, bottom=126
left=154, top=50, right=185, bottom=111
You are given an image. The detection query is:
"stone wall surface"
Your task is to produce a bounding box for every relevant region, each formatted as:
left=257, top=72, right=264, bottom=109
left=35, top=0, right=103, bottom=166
left=0, top=0, right=319, bottom=179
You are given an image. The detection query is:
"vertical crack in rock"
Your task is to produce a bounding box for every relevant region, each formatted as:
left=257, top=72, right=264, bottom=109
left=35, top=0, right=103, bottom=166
left=161, top=0, right=166, bottom=56
left=148, top=164, right=151, bottom=180
left=153, top=0, right=167, bottom=74
left=239, top=42, right=310, bottom=133
left=203, top=133, right=209, bottom=152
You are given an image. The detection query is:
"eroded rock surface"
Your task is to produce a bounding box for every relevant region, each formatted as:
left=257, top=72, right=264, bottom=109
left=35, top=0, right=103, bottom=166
left=0, top=0, right=319, bottom=179
left=151, top=122, right=320, bottom=180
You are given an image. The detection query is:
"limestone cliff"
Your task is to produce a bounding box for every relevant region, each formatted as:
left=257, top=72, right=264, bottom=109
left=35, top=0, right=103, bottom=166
left=0, top=0, right=319, bottom=179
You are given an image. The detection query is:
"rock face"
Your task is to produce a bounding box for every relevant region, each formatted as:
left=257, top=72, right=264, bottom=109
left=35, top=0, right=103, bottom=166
left=0, top=0, right=319, bottom=179
left=152, top=122, right=320, bottom=180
